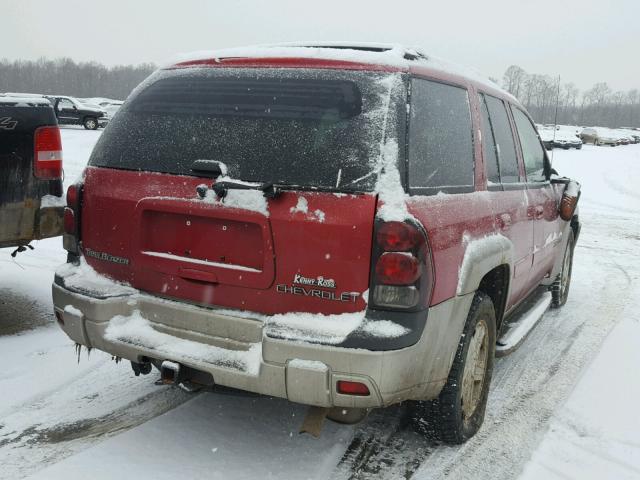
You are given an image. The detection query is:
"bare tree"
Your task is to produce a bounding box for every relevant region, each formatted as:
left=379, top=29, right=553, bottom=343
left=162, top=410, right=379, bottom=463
left=0, top=57, right=155, bottom=99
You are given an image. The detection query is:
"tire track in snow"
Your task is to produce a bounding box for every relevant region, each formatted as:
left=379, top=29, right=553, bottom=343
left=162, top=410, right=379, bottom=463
left=0, top=365, right=190, bottom=480
left=333, top=215, right=638, bottom=479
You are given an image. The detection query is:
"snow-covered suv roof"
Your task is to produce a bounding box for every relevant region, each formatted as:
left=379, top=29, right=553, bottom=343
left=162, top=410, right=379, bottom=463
left=168, top=42, right=506, bottom=96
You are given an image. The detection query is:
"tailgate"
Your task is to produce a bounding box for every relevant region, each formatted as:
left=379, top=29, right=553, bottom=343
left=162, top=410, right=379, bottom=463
left=0, top=103, right=62, bottom=246
left=81, top=167, right=376, bottom=315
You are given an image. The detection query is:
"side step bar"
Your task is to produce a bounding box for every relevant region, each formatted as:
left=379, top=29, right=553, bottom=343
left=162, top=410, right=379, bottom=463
left=496, top=291, right=552, bottom=357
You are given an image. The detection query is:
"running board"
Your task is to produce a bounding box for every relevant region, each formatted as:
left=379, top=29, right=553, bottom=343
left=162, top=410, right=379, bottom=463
left=496, top=291, right=552, bottom=357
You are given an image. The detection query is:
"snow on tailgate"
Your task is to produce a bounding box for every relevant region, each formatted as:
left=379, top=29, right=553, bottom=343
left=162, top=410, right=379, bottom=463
left=202, top=176, right=269, bottom=216
left=56, top=258, right=137, bottom=297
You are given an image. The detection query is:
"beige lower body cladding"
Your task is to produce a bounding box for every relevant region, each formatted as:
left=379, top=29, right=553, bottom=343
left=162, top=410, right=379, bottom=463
left=53, top=283, right=471, bottom=409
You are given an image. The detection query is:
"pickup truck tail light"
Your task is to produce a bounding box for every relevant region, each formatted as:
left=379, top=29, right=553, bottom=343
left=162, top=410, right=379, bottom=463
left=63, top=182, right=83, bottom=254
left=34, top=126, right=63, bottom=180
left=369, top=220, right=433, bottom=310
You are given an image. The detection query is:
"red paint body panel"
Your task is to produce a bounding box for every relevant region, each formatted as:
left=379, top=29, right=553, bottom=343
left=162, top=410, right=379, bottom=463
left=78, top=56, right=564, bottom=319
left=81, top=167, right=376, bottom=315
left=405, top=193, right=496, bottom=305
left=172, top=57, right=405, bottom=74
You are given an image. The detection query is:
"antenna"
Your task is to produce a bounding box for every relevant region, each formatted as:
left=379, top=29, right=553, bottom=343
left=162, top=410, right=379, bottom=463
left=551, top=75, right=561, bottom=162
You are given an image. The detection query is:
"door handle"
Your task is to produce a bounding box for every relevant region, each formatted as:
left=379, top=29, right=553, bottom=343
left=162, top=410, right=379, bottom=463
left=178, top=268, right=219, bottom=284
left=535, top=206, right=544, bottom=219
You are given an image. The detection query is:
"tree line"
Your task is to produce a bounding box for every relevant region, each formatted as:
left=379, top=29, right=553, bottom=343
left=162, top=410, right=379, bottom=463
left=502, top=65, right=639, bottom=128
left=1, top=57, right=638, bottom=128
left=0, top=57, right=156, bottom=100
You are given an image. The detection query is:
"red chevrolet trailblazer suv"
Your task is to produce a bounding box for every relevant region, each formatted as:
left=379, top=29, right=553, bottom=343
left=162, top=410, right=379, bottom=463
left=53, top=43, right=580, bottom=443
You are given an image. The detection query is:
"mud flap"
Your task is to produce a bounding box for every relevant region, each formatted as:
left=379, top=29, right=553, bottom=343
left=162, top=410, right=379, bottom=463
left=36, top=206, right=64, bottom=239
left=299, top=406, right=329, bottom=438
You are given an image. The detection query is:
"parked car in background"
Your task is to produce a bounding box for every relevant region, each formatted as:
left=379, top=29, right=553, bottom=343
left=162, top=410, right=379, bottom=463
left=103, top=102, right=123, bottom=121
left=46, top=95, right=108, bottom=130
left=0, top=95, right=64, bottom=250
left=53, top=43, right=580, bottom=444
left=537, top=126, right=555, bottom=150
left=580, top=127, right=618, bottom=146
left=621, top=129, right=640, bottom=143
left=555, top=125, right=583, bottom=137
left=552, top=130, right=582, bottom=149
left=80, top=97, right=124, bottom=108
left=536, top=126, right=581, bottom=150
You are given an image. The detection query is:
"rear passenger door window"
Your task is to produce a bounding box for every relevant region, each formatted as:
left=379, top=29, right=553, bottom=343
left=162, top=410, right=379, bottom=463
left=511, top=107, right=547, bottom=183
left=478, top=94, right=500, bottom=185
left=408, top=78, right=474, bottom=193
left=483, top=95, right=520, bottom=183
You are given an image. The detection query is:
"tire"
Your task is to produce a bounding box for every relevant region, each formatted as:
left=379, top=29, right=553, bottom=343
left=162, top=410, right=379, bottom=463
left=83, top=117, right=98, bottom=130
left=551, top=230, right=575, bottom=308
left=410, top=292, right=496, bottom=444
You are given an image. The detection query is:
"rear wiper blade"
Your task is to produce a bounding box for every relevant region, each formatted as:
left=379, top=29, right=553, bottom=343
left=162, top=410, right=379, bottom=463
left=212, top=180, right=280, bottom=199
left=198, top=181, right=368, bottom=200
left=191, top=159, right=226, bottom=179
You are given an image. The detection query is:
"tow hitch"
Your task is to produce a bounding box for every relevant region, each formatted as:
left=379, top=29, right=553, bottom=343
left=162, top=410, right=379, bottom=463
left=160, top=360, right=182, bottom=385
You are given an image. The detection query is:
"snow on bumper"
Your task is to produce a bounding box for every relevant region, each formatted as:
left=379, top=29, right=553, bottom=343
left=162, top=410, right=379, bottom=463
left=52, top=266, right=471, bottom=408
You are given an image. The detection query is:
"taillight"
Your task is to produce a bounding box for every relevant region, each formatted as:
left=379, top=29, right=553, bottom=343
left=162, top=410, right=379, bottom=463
left=376, top=222, right=421, bottom=251
left=63, top=182, right=83, bottom=254
left=369, top=220, right=432, bottom=310
left=34, top=126, right=63, bottom=180
left=375, top=252, right=421, bottom=285
left=336, top=381, right=370, bottom=396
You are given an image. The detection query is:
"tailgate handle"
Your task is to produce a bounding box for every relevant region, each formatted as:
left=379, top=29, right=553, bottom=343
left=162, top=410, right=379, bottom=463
left=178, top=268, right=219, bottom=284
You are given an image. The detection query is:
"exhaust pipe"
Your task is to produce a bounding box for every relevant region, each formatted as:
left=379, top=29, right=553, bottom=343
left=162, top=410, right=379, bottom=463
left=160, top=360, right=182, bottom=385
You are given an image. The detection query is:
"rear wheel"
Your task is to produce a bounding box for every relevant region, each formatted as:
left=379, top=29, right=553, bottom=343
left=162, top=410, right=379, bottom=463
left=410, top=292, right=496, bottom=444
left=551, top=230, right=574, bottom=308
left=83, top=117, right=98, bottom=130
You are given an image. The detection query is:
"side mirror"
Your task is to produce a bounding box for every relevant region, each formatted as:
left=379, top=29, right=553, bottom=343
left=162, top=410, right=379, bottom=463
left=559, top=180, right=580, bottom=221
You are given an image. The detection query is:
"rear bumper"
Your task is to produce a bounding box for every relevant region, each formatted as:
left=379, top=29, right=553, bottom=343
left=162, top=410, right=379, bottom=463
left=52, top=281, right=471, bottom=409
left=0, top=202, right=63, bottom=248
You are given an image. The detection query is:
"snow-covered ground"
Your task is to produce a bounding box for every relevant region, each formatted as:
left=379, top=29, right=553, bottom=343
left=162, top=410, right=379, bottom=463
left=0, top=129, right=638, bottom=479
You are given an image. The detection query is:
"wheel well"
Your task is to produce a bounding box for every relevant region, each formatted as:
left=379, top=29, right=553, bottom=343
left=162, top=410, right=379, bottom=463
left=477, top=265, right=509, bottom=329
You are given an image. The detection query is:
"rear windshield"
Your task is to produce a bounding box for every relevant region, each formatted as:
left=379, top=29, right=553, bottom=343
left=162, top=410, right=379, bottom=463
left=89, top=67, right=406, bottom=191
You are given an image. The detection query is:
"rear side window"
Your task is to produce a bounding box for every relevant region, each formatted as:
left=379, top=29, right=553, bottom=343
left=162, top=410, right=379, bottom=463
left=478, top=94, right=500, bottom=184
left=511, top=107, right=546, bottom=182
left=484, top=95, right=520, bottom=183
left=89, top=68, right=406, bottom=192
left=408, top=78, right=474, bottom=191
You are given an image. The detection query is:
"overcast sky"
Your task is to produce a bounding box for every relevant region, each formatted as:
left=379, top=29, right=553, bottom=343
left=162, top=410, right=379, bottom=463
left=3, top=0, right=639, bottom=92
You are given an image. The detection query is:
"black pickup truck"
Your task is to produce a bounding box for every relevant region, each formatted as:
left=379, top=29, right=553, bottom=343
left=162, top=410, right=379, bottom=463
left=49, top=95, right=108, bottom=130
left=0, top=96, right=64, bottom=251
